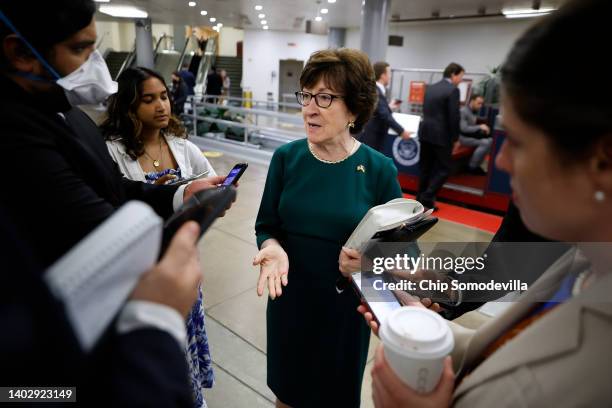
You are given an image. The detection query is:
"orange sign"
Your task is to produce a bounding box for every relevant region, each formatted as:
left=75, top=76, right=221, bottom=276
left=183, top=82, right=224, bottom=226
left=408, top=81, right=426, bottom=104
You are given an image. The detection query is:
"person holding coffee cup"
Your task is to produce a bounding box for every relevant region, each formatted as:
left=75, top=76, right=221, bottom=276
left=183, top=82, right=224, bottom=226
left=361, top=0, right=612, bottom=406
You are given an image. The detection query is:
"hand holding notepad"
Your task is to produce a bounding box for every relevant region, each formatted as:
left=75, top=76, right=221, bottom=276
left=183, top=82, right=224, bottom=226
left=44, top=187, right=236, bottom=351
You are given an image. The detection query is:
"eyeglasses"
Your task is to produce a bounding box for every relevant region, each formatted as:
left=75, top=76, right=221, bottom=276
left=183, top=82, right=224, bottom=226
left=295, top=91, right=344, bottom=108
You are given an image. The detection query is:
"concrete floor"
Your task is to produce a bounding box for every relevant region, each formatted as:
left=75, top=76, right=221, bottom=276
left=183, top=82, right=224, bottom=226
left=199, top=151, right=494, bottom=408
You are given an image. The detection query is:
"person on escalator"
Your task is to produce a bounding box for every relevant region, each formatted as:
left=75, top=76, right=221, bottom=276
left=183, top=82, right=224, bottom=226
left=171, top=71, right=189, bottom=115
left=205, top=65, right=222, bottom=103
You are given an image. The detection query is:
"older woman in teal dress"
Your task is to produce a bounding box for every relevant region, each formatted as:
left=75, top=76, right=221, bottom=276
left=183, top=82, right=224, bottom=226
left=254, top=49, right=402, bottom=407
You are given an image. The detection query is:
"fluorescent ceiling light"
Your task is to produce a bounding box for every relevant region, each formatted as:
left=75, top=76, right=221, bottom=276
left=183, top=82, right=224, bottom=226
left=315, top=16, right=322, bottom=21
left=188, top=1, right=196, bottom=6
left=258, top=13, right=266, bottom=18
left=255, top=5, right=263, bottom=11
left=260, top=20, right=267, bottom=25
left=209, top=17, right=216, bottom=22
left=99, top=5, right=148, bottom=18
left=200, top=10, right=207, bottom=15
left=321, top=8, right=328, bottom=14
left=502, top=7, right=555, bottom=18
left=93, top=0, right=110, bottom=3
left=263, top=26, right=269, bottom=30
left=328, top=0, right=336, bottom=3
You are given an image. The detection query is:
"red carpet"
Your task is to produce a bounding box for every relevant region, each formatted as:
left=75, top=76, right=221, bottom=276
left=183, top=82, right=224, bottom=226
left=446, top=173, right=487, bottom=190
left=403, top=193, right=502, bottom=234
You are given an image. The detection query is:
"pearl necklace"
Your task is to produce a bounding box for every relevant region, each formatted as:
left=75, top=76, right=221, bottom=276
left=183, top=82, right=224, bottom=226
left=308, top=138, right=358, bottom=164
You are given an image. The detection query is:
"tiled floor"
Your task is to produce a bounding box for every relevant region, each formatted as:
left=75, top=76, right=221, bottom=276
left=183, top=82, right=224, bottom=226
left=199, top=151, right=494, bottom=408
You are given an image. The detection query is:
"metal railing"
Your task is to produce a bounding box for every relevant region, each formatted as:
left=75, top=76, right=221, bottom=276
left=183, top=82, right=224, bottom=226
left=187, top=98, right=304, bottom=149
left=203, top=94, right=301, bottom=111
left=115, top=42, right=136, bottom=80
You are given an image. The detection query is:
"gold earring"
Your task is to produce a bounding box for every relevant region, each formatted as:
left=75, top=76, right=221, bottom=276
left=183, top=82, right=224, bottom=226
left=347, top=120, right=355, bottom=129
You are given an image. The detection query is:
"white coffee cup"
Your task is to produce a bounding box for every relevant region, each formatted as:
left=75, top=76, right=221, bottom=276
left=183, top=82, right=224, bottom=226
left=379, top=306, right=454, bottom=393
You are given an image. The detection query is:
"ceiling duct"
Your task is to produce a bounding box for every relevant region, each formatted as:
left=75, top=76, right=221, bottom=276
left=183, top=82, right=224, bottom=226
left=306, top=20, right=328, bottom=35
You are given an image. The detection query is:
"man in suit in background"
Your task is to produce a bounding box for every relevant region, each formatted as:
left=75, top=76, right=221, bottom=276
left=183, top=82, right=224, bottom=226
left=206, top=66, right=223, bottom=103
left=459, top=94, right=492, bottom=175
left=360, top=62, right=411, bottom=153
left=416, top=63, right=465, bottom=210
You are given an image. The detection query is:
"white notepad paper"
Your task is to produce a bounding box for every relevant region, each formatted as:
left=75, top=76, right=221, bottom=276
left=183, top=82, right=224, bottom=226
left=45, top=201, right=162, bottom=351
left=388, top=113, right=421, bottom=136
left=345, top=198, right=426, bottom=252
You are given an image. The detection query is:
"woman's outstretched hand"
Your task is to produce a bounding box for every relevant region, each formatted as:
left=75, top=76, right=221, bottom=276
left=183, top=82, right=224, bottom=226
left=254, top=243, right=289, bottom=300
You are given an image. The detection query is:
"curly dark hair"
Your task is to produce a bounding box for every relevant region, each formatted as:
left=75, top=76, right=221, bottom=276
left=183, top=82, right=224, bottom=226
left=101, top=67, right=187, bottom=160
left=299, top=48, right=377, bottom=135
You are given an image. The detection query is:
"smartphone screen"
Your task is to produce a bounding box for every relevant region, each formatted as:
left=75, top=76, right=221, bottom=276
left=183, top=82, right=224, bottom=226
left=222, top=163, right=248, bottom=186
left=351, top=272, right=402, bottom=325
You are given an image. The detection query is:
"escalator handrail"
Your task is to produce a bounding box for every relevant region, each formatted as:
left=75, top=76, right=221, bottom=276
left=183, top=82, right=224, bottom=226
left=153, top=34, right=169, bottom=64
left=195, top=37, right=217, bottom=96
left=115, top=42, right=136, bottom=80
left=176, top=35, right=197, bottom=72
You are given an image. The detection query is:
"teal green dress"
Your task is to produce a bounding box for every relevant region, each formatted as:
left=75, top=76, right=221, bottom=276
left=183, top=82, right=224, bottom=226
left=255, top=139, right=402, bottom=408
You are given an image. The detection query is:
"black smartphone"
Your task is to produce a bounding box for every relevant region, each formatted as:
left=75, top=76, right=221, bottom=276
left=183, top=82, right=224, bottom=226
left=160, top=186, right=237, bottom=256
left=221, top=163, right=248, bottom=187
left=351, top=272, right=402, bottom=325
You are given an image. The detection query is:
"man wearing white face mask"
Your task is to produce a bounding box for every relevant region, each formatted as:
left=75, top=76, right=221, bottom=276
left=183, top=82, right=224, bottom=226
left=0, top=1, right=225, bottom=406
left=0, top=1, right=229, bottom=267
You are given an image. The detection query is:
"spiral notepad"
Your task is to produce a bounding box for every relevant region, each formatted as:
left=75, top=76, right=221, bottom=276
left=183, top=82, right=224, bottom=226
left=45, top=201, right=162, bottom=351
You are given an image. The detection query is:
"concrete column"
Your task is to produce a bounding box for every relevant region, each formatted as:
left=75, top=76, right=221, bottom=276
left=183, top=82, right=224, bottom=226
left=360, top=0, right=391, bottom=63
left=135, top=18, right=154, bottom=69
left=328, top=27, right=346, bottom=49
left=174, top=24, right=186, bottom=52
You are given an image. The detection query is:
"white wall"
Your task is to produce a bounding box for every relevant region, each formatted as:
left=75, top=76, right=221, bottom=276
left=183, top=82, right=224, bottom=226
left=345, top=28, right=360, bottom=50
left=152, top=24, right=174, bottom=48
left=96, top=21, right=121, bottom=55
left=387, top=18, right=533, bottom=73
left=219, top=27, right=244, bottom=57
left=242, top=29, right=328, bottom=102
left=96, top=21, right=174, bottom=54
left=345, top=17, right=532, bottom=72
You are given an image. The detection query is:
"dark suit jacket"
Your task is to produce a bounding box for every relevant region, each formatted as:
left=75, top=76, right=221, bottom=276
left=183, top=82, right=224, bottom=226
left=0, top=76, right=178, bottom=268
left=206, top=72, right=223, bottom=95
left=360, top=86, right=404, bottom=152
left=418, top=79, right=460, bottom=147
left=172, top=80, right=189, bottom=114
left=0, top=207, right=193, bottom=407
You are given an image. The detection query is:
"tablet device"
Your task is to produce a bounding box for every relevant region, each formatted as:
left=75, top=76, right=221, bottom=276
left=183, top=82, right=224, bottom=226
left=160, top=186, right=237, bottom=255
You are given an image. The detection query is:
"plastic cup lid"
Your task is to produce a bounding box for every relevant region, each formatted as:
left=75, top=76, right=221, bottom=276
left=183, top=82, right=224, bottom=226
left=381, top=307, right=454, bottom=359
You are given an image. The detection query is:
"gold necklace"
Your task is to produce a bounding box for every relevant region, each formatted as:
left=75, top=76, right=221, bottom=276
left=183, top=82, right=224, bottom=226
left=143, top=136, right=164, bottom=168
left=308, top=138, right=358, bottom=164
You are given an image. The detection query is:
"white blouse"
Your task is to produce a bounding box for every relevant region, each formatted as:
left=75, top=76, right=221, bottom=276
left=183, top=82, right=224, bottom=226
left=106, top=134, right=217, bottom=182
